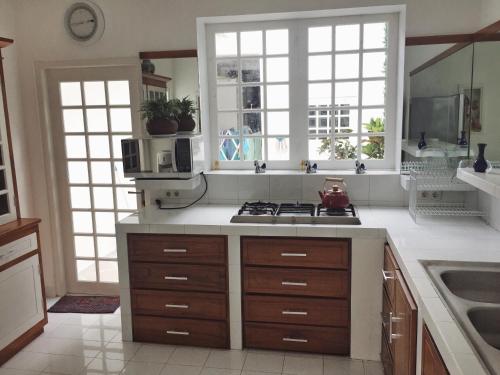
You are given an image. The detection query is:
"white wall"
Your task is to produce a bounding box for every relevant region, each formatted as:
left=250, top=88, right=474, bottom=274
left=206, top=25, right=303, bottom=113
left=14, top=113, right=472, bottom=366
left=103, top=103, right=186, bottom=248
left=480, top=0, right=500, bottom=27
left=5, top=0, right=490, bottom=295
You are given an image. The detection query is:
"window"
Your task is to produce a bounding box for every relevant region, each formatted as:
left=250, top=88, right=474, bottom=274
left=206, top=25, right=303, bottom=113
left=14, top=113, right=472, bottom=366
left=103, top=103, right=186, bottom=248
left=201, top=7, right=403, bottom=169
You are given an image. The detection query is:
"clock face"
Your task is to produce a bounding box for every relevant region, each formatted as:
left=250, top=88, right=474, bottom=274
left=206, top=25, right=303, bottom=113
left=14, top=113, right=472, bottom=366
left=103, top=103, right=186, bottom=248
left=65, top=2, right=104, bottom=43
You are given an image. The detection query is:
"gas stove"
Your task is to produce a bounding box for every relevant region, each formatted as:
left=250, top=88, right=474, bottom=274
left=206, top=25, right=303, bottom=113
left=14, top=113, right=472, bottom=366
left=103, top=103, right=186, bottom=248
left=230, top=201, right=361, bottom=225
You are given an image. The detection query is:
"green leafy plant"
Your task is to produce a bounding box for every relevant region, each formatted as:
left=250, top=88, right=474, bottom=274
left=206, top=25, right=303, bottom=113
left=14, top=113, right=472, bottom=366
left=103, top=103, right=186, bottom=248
left=177, top=96, right=197, bottom=118
left=361, top=117, right=385, bottom=159
left=140, top=96, right=180, bottom=122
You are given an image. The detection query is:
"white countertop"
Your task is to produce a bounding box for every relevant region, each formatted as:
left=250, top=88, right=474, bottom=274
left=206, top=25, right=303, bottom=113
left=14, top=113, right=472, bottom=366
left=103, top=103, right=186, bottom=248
left=117, top=204, right=500, bottom=374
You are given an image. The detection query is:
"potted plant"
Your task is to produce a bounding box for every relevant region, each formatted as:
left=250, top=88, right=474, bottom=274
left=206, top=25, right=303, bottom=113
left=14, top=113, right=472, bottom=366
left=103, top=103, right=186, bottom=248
left=176, top=96, right=197, bottom=132
left=140, top=96, right=180, bottom=135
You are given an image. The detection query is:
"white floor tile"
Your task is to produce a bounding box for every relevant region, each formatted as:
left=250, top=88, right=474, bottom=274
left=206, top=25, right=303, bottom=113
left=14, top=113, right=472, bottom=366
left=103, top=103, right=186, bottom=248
left=120, top=361, right=164, bottom=375
left=83, top=328, right=120, bottom=342
left=98, top=342, right=141, bottom=361
left=131, top=344, right=175, bottom=363
left=364, top=360, right=383, bottom=375
left=283, top=354, right=323, bottom=375
left=47, top=324, right=87, bottom=340
left=243, top=352, right=284, bottom=373
left=0, top=369, right=40, bottom=375
left=43, top=354, right=91, bottom=375
left=83, top=358, right=126, bottom=373
left=160, top=364, right=202, bottom=375
left=323, top=356, right=364, bottom=375
left=204, top=349, right=246, bottom=370
left=199, top=368, right=241, bottom=375
left=168, top=347, right=210, bottom=367
left=1, top=352, right=50, bottom=371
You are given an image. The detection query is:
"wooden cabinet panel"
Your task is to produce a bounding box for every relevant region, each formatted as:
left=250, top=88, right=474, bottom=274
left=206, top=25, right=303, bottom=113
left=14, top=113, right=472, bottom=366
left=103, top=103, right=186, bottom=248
left=242, top=237, right=349, bottom=269
left=421, top=324, right=449, bottom=375
left=244, top=295, right=348, bottom=327
left=128, top=234, right=226, bottom=265
left=245, top=322, right=349, bottom=355
left=244, top=266, right=349, bottom=298
left=130, top=263, right=226, bottom=292
left=381, top=329, right=394, bottom=375
left=133, top=315, right=228, bottom=348
left=131, top=289, right=227, bottom=320
left=383, top=244, right=399, bottom=305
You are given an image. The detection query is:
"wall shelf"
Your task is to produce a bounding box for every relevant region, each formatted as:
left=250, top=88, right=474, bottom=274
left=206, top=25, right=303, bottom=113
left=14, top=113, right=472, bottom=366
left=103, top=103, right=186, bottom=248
left=457, top=168, right=500, bottom=199
left=401, top=140, right=469, bottom=158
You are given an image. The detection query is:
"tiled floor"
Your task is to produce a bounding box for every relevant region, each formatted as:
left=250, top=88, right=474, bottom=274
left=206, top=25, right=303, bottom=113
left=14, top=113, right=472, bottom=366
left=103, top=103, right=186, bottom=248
left=1, top=300, right=384, bottom=375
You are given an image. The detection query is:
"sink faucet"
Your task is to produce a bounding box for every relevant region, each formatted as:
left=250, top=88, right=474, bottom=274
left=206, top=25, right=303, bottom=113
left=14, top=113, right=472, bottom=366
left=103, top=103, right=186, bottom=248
left=254, top=160, right=266, bottom=174
left=355, top=160, right=366, bottom=174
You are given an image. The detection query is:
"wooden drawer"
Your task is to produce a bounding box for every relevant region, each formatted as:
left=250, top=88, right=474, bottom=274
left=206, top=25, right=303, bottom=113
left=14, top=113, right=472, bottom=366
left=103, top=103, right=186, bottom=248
left=383, top=244, right=399, bottom=305
left=131, top=289, right=227, bottom=320
left=130, top=263, right=226, bottom=292
left=244, top=322, right=349, bottom=355
left=133, top=315, right=228, bottom=348
left=381, top=327, right=394, bottom=375
left=244, top=266, right=349, bottom=298
left=382, top=287, right=393, bottom=356
left=242, top=237, right=349, bottom=269
left=244, top=295, right=348, bottom=327
left=128, top=234, right=226, bottom=265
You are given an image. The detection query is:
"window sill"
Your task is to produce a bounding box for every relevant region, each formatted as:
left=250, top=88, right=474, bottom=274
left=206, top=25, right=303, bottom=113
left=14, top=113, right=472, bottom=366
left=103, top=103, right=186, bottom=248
left=205, top=169, right=400, bottom=176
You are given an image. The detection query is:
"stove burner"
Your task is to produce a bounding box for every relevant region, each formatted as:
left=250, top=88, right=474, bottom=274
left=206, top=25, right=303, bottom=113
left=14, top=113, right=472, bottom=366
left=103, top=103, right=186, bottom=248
left=317, top=204, right=356, bottom=217
left=238, top=201, right=278, bottom=216
left=277, top=202, right=315, bottom=216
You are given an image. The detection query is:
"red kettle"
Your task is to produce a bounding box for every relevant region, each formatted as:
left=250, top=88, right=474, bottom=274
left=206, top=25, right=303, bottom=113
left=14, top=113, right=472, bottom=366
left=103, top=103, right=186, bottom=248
left=318, top=177, right=350, bottom=209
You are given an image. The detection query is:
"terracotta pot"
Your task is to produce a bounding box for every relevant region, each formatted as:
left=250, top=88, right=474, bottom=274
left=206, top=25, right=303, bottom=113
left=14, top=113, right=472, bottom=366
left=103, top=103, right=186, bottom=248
left=146, top=118, right=178, bottom=135
left=178, top=115, right=196, bottom=132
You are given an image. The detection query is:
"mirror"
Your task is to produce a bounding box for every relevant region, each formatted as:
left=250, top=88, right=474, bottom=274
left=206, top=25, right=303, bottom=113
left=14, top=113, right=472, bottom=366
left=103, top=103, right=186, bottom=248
left=139, top=50, right=200, bottom=135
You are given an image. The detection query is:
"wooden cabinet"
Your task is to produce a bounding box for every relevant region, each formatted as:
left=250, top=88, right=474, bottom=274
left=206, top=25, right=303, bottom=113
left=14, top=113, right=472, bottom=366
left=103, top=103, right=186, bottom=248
left=128, top=234, right=229, bottom=349
left=381, top=244, right=417, bottom=375
left=421, top=324, right=449, bottom=375
left=242, top=236, right=351, bottom=355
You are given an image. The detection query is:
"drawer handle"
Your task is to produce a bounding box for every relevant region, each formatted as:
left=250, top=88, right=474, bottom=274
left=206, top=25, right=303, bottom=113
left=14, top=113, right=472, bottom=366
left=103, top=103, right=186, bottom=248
left=382, top=270, right=395, bottom=282
left=166, top=330, right=190, bottom=336
left=164, top=276, right=188, bottom=281
left=281, top=252, right=307, bottom=257
left=282, top=337, right=308, bottom=343
left=165, top=304, right=189, bottom=309
left=281, top=281, right=307, bottom=287
left=163, top=248, right=187, bottom=253
left=282, top=310, right=308, bottom=316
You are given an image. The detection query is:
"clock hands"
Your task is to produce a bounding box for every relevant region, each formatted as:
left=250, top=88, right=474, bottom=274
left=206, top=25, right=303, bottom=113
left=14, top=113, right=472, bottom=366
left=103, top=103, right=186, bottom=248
left=70, top=19, right=95, bottom=27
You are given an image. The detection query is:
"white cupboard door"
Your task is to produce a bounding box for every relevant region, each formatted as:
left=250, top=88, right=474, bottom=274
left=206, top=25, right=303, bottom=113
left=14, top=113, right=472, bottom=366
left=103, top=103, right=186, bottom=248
left=0, top=254, right=45, bottom=351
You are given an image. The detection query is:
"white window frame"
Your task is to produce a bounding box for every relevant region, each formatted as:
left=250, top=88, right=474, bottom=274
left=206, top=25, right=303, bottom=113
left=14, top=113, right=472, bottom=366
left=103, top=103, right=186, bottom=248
left=197, top=6, right=405, bottom=170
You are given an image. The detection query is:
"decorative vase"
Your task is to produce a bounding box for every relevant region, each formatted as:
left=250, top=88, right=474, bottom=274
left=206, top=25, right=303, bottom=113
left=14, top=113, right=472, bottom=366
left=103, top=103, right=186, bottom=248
left=141, top=59, right=155, bottom=74
left=458, top=130, right=468, bottom=146
left=473, top=143, right=488, bottom=173
left=178, top=115, right=196, bottom=132
left=417, top=131, right=427, bottom=150
left=146, top=118, right=178, bottom=135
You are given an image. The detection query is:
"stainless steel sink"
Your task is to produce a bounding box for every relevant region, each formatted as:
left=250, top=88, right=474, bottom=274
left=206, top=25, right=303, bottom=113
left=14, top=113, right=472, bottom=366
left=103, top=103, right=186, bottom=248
left=424, top=261, right=500, bottom=374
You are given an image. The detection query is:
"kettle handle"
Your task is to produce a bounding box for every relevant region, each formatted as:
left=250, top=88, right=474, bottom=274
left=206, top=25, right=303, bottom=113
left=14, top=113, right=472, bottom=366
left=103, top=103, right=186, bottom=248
left=325, top=177, right=347, bottom=187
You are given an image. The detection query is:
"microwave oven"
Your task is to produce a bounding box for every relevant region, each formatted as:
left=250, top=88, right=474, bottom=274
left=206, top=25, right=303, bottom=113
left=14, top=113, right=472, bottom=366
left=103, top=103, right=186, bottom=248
left=121, top=134, right=204, bottom=179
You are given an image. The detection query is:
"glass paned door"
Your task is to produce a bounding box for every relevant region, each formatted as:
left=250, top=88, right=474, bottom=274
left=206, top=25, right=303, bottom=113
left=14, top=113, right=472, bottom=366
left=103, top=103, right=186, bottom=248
left=47, top=66, right=140, bottom=295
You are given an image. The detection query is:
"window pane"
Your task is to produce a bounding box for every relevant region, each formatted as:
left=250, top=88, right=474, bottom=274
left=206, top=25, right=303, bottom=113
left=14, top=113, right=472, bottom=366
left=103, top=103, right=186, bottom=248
left=74, top=235, right=95, bottom=258
left=0, top=171, right=5, bottom=191
left=335, top=136, right=358, bottom=160
left=70, top=187, right=91, bottom=209
left=266, top=29, right=288, bottom=55
left=117, top=212, right=133, bottom=221
left=336, top=24, right=360, bottom=51
left=114, top=162, right=134, bottom=185
left=72, top=211, right=93, bottom=233
left=77, top=260, right=96, bottom=282
left=0, top=194, right=8, bottom=215
left=68, top=161, right=89, bottom=184
left=217, top=60, right=238, bottom=84
left=268, top=111, right=289, bottom=135
left=219, top=138, right=240, bottom=161
left=309, top=110, right=332, bottom=135
left=361, top=135, right=384, bottom=160
left=112, top=135, right=130, bottom=159
left=60, top=82, right=82, bottom=106
left=363, top=23, right=387, bottom=49
left=65, top=136, right=87, bottom=159
left=362, top=80, right=386, bottom=106
left=110, top=108, right=132, bottom=132
left=242, top=86, right=262, bottom=109
left=86, top=108, right=108, bottom=132
left=218, top=112, right=239, bottom=136
left=335, top=54, right=359, bottom=79
left=99, top=261, right=118, bottom=283
left=309, top=83, right=331, bottom=107
left=91, top=161, right=112, bottom=184
left=335, top=82, right=358, bottom=106
left=308, top=26, right=332, bottom=53
left=116, top=187, right=137, bottom=210
left=362, top=109, right=385, bottom=132
left=84, top=81, right=106, bottom=106
left=216, top=32, right=237, bottom=56
left=97, top=237, right=117, bottom=259
left=242, top=138, right=263, bottom=160
left=309, top=55, right=332, bottom=81
left=63, top=109, right=84, bottom=132
left=268, top=137, right=289, bottom=160
left=243, top=112, right=263, bottom=135
left=108, top=81, right=130, bottom=105
left=335, top=108, right=358, bottom=134
left=94, top=212, right=115, bottom=234
left=88, top=135, right=110, bottom=158
left=241, top=31, right=263, bottom=55
left=309, top=137, right=331, bottom=160
left=266, top=57, right=288, bottom=82
left=241, top=58, right=262, bottom=83
left=93, top=187, right=114, bottom=209
left=217, top=86, right=238, bottom=110
left=363, top=52, right=386, bottom=78
left=267, top=85, right=288, bottom=109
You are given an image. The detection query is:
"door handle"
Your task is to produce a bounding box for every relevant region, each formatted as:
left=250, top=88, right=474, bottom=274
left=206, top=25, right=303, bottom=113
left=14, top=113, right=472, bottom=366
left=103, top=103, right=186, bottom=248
left=281, top=252, right=307, bottom=257
left=389, top=313, right=403, bottom=343
left=166, top=330, right=189, bottom=336
left=282, top=310, right=308, bottom=316
left=164, top=276, right=188, bottom=281
left=163, top=249, right=187, bottom=253
left=282, top=337, right=308, bottom=343
left=382, top=270, right=395, bottom=282
left=165, top=304, right=189, bottom=309
left=281, top=281, right=308, bottom=287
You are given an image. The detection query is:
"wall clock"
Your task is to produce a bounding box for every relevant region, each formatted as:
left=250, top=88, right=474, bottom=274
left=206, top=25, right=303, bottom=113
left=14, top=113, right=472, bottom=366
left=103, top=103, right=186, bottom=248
left=64, top=1, right=105, bottom=44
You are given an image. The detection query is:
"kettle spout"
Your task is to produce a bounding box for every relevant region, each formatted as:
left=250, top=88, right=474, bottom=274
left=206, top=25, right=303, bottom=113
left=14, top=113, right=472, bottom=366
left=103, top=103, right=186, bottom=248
left=318, top=191, right=324, bottom=200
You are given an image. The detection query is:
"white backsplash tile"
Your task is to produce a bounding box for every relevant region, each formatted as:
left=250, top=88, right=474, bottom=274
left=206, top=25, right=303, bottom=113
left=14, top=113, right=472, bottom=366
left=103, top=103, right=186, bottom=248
left=237, top=175, right=270, bottom=201
left=369, top=175, right=405, bottom=205
left=270, top=175, right=302, bottom=201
